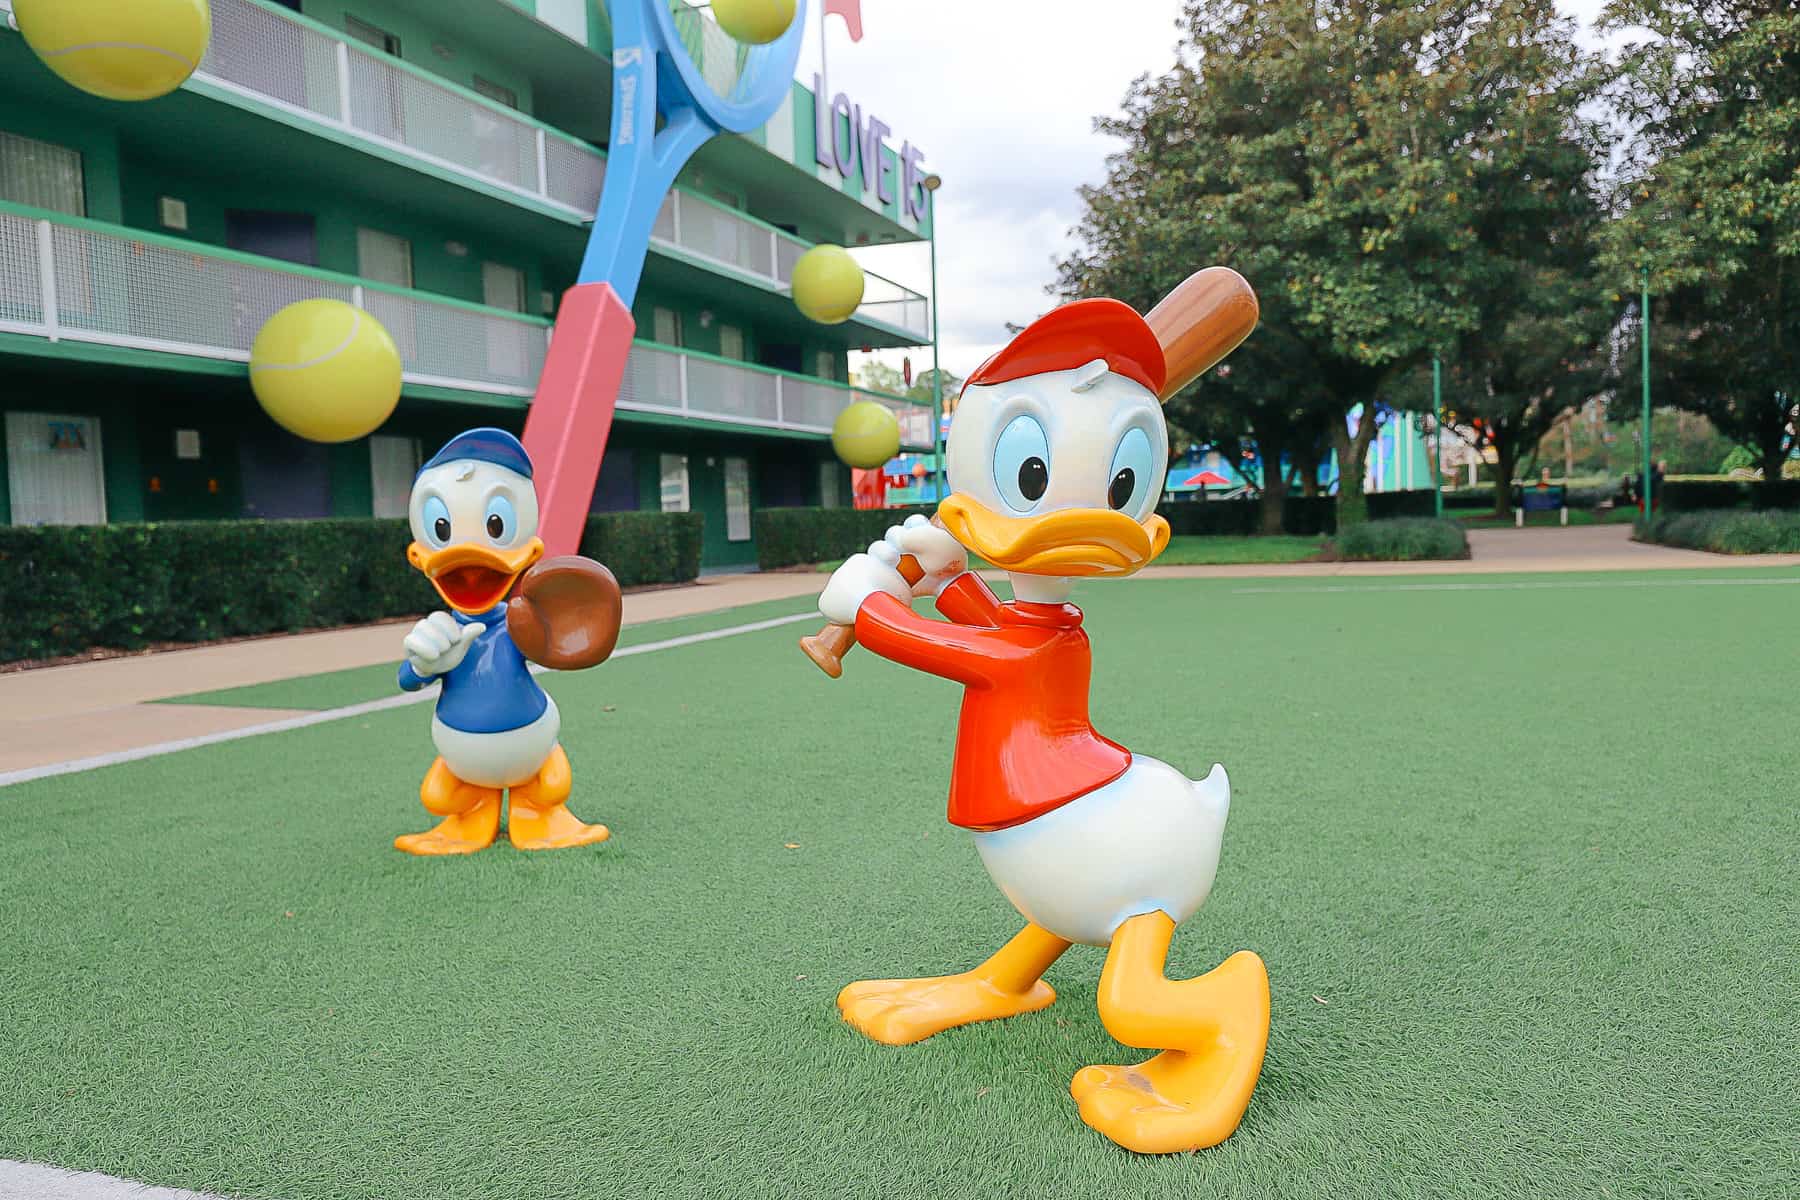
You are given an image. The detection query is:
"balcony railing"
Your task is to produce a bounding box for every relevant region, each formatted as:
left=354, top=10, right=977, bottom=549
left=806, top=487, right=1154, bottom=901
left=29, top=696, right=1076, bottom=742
left=0, top=205, right=933, bottom=446
left=171, top=0, right=932, bottom=341
left=620, top=342, right=934, bottom=448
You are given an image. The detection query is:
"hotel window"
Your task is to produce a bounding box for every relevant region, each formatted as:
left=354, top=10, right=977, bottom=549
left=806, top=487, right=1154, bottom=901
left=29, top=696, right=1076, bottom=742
left=813, top=350, right=837, bottom=382
left=369, top=435, right=421, bottom=518
left=5, top=411, right=106, bottom=526
left=345, top=14, right=401, bottom=56
left=356, top=228, right=414, bottom=288
left=652, top=306, right=683, bottom=347
left=537, top=0, right=589, bottom=45
left=659, top=454, right=690, bottom=513
left=473, top=77, right=519, bottom=110
left=819, top=462, right=843, bottom=508
left=0, top=131, right=85, bottom=216
left=482, top=262, right=526, bottom=312
left=724, top=457, right=752, bottom=541
left=718, top=323, right=745, bottom=361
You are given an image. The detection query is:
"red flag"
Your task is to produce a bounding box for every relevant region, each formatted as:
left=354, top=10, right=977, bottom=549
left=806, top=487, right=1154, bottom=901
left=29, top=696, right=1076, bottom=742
left=824, top=0, right=864, bottom=41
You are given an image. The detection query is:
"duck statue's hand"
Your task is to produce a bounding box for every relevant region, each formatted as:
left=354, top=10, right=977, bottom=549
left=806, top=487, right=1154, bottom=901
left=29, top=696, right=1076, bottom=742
left=403, top=611, right=484, bottom=679
left=819, top=541, right=914, bottom=626
left=884, top=514, right=967, bottom=598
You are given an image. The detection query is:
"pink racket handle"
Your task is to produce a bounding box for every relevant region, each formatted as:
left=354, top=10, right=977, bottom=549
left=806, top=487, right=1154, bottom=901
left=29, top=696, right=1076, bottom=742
left=522, top=282, right=636, bottom=558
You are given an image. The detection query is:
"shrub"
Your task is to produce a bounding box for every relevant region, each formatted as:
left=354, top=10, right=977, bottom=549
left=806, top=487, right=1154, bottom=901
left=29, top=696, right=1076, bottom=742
left=1635, top=509, right=1800, bottom=555
left=1652, top=478, right=1800, bottom=511
left=754, top=505, right=935, bottom=570
left=0, top=513, right=703, bottom=664
left=1332, top=517, right=1469, bottom=561
left=1158, top=498, right=1337, bottom=536
left=1443, top=487, right=1494, bottom=510
left=579, top=511, right=703, bottom=588
left=1366, top=489, right=1438, bottom=520
left=1657, top=479, right=1750, bottom=511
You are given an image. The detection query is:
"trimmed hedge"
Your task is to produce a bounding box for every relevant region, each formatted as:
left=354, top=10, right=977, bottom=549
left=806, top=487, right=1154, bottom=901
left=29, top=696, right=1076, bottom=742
left=1635, top=509, right=1800, bottom=555
left=581, top=511, right=704, bottom=588
left=1158, top=498, right=1337, bottom=537
left=0, top=512, right=703, bottom=664
left=1657, top=478, right=1800, bottom=512
left=754, top=505, right=935, bottom=570
left=1333, top=517, right=1469, bottom=561
left=1365, top=489, right=1439, bottom=520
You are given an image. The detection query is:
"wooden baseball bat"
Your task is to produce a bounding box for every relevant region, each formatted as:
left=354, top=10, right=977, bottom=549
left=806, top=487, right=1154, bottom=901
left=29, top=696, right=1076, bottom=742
left=798, top=553, right=924, bottom=678
left=803, top=268, right=1259, bottom=677
left=1146, top=266, right=1260, bottom=401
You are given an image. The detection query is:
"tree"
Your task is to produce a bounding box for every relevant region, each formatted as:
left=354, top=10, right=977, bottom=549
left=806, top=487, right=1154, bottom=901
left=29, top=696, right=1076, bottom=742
left=1600, top=1, right=1800, bottom=495
left=855, top=361, right=962, bottom=411
left=1396, top=201, right=1614, bottom=516
left=1058, top=0, right=1605, bottom=524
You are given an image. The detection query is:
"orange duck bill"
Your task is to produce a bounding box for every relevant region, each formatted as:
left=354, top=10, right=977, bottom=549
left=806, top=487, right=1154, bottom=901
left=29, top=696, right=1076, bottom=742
left=938, top=494, right=1170, bottom=577
left=407, top=537, right=544, bottom=614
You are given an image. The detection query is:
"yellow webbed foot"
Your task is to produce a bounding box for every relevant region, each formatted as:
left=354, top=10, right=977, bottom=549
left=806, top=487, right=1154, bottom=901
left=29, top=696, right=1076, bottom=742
left=507, top=745, right=610, bottom=850
left=1074, top=917, right=1269, bottom=1155
left=838, top=923, right=1070, bottom=1046
left=396, top=759, right=500, bottom=855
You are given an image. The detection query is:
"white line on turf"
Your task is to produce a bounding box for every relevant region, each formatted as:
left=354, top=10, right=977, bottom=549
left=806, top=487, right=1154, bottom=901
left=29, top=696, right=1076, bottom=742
left=0, top=1160, right=227, bottom=1200
left=1229, top=576, right=1800, bottom=595
left=0, top=611, right=818, bottom=790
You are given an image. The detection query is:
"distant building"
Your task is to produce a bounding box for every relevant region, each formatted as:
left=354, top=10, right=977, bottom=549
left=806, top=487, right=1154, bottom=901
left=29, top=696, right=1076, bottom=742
left=0, top=0, right=937, bottom=570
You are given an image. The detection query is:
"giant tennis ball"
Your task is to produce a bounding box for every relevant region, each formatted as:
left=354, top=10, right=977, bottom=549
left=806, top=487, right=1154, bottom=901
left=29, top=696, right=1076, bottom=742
left=712, top=0, right=796, bottom=45
left=14, top=0, right=211, bottom=102
left=832, top=401, right=901, bottom=470
left=791, top=244, right=866, bottom=325
left=250, top=300, right=402, bottom=443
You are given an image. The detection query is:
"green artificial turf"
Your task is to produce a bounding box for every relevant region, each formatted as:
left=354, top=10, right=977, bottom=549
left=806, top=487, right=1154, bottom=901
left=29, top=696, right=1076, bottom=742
left=158, top=596, right=824, bottom=712
left=5, top=567, right=1799, bottom=1199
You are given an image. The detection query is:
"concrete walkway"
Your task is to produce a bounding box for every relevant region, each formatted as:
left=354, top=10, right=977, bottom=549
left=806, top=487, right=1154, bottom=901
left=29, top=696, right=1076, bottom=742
left=1148, top=523, right=1800, bottom=578
left=3, top=525, right=1794, bottom=776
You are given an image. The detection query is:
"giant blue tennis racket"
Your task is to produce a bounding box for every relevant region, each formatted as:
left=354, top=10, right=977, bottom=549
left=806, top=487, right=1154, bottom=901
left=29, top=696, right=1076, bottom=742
left=524, top=0, right=808, bottom=554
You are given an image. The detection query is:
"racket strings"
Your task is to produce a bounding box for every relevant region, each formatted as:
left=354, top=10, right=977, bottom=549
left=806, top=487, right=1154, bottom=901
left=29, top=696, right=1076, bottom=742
left=668, top=1, right=757, bottom=104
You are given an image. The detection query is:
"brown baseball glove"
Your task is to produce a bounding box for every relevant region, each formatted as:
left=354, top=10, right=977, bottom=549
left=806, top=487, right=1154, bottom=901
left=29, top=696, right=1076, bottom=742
left=506, top=556, right=623, bottom=670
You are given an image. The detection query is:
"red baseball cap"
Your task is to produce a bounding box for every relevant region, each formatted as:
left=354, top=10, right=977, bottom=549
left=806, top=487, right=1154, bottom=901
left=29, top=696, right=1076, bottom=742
left=965, top=298, right=1166, bottom=398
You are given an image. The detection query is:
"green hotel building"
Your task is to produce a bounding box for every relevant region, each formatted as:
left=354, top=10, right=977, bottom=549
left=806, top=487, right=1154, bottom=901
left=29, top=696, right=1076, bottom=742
left=0, top=0, right=935, bottom=569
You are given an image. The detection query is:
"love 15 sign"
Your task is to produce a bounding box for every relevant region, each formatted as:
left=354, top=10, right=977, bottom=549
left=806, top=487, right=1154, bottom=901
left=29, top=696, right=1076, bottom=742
left=812, top=76, right=931, bottom=224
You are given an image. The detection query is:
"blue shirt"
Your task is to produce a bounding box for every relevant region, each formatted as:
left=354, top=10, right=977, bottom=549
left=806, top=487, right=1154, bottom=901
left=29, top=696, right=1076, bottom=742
left=398, top=604, right=548, bottom=734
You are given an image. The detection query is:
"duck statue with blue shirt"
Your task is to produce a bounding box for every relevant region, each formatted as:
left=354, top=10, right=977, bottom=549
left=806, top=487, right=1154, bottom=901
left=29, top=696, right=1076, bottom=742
left=395, top=427, right=623, bottom=856
left=805, top=269, right=1271, bottom=1155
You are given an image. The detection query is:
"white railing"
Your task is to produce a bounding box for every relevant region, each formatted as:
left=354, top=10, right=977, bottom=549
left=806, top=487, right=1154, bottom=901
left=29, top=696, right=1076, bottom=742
left=616, top=344, right=932, bottom=446
left=0, top=208, right=546, bottom=394
left=196, top=0, right=602, bottom=215
left=0, top=207, right=934, bottom=442
left=182, top=0, right=929, bottom=340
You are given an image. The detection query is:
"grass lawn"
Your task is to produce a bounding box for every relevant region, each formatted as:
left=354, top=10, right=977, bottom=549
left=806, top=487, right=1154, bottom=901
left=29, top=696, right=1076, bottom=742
left=1155, top=534, right=1325, bottom=564
left=3, top=567, right=1797, bottom=1199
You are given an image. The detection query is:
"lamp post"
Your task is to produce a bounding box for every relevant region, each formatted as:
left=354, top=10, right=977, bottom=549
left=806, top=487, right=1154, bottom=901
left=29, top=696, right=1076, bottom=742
left=922, top=172, right=945, bottom=503
left=1640, top=265, right=1653, bottom=519
left=1432, top=355, right=1444, bottom=519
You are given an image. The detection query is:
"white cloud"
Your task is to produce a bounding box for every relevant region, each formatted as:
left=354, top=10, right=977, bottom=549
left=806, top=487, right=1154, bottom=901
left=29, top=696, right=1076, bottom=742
left=817, top=0, right=1628, bottom=382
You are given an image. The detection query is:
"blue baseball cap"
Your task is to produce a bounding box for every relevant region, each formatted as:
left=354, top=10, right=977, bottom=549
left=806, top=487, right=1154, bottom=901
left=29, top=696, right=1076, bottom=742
left=419, top=427, right=533, bottom=480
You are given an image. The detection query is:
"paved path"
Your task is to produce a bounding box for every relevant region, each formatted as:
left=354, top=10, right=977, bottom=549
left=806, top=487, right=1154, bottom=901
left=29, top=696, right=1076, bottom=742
left=1148, top=524, right=1800, bottom=578
left=3, top=525, right=1793, bottom=777
left=0, top=1162, right=228, bottom=1200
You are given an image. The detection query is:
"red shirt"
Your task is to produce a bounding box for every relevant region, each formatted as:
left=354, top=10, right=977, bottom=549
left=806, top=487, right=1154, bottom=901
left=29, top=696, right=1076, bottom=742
left=855, top=573, right=1131, bottom=832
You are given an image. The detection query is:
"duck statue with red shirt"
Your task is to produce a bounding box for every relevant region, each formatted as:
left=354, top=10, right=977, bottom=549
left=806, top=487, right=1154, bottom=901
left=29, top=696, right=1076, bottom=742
left=810, top=270, right=1270, bottom=1155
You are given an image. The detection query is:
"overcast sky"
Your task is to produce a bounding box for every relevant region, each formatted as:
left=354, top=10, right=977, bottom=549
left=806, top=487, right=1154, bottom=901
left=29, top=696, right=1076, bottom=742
left=805, top=0, right=1624, bottom=383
